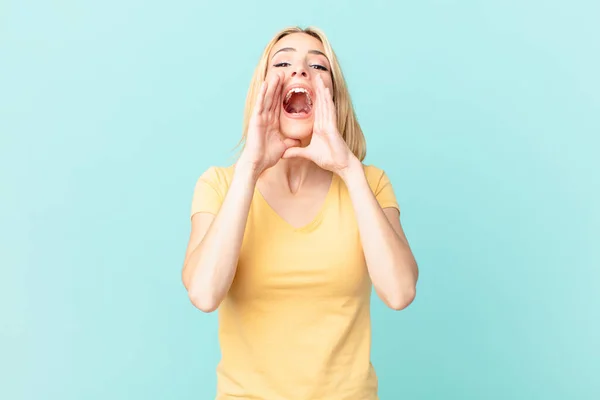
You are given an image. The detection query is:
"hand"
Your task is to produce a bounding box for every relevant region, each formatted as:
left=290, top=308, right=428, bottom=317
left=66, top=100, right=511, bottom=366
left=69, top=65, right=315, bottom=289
left=238, top=72, right=300, bottom=178
left=282, top=75, right=357, bottom=176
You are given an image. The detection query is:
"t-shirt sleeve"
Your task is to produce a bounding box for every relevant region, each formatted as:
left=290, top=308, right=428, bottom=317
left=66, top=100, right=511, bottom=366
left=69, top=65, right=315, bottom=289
left=190, top=166, right=229, bottom=217
left=365, top=165, right=400, bottom=212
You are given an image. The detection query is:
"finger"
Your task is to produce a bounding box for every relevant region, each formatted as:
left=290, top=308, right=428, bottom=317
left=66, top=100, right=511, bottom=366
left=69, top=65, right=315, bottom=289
left=318, top=76, right=327, bottom=121
left=282, top=146, right=311, bottom=160
left=319, top=76, right=329, bottom=119
left=318, top=76, right=329, bottom=112
left=255, top=81, right=268, bottom=114
left=282, top=138, right=301, bottom=148
left=324, top=87, right=335, bottom=122
left=263, top=74, right=280, bottom=112
left=318, top=76, right=335, bottom=127
left=312, top=76, right=320, bottom=124
left=315, top=76, right=325, bottom=131
left=271, top=73, right=284, bottom=114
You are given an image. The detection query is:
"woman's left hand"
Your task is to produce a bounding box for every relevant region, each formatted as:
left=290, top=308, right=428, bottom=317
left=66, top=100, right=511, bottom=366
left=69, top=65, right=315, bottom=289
left=282, top=75, right=358, bottom=176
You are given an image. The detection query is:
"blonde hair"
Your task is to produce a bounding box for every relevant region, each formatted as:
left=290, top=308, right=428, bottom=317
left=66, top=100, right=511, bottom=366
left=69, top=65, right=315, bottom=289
left=236, top=26, right=367, bottom=161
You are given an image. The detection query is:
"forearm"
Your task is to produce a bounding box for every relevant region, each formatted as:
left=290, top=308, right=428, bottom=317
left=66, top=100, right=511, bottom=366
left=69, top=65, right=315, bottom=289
left=340, top=161, right=418, bottom=310
left=185, top=164, right=258, bottom=312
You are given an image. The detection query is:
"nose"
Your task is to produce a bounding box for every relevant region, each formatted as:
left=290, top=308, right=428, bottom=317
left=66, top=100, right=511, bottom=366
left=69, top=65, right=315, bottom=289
left=291, top=65, right=308, bottom=78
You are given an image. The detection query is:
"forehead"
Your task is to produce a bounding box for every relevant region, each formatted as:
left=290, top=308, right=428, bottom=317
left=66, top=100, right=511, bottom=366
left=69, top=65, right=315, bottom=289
left=270, top=33, right=325, bottom=57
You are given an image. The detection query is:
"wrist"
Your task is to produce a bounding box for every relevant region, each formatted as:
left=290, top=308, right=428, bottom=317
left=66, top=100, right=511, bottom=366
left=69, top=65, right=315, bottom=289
left=337, top=155, right=363, bottom=182
left=234, top=158, right=262, bottom=184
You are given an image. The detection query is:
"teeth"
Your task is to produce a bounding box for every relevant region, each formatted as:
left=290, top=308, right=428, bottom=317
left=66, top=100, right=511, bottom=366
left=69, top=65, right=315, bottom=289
left=284, top=87, right=312, bottom=106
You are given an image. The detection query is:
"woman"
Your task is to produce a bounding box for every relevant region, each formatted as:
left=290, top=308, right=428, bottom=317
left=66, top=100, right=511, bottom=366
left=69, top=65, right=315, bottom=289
left=182, top=26, right=419, bottom=400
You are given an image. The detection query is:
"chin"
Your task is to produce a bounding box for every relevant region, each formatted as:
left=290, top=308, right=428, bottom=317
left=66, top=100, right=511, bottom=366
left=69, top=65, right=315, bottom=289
left=279, top=109, right=314, bottom=140
left=280, top=123, right=313, bottom=140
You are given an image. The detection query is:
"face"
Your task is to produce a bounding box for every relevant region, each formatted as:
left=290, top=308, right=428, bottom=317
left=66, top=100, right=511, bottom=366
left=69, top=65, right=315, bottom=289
left=266, top=33, right=334, bottom=140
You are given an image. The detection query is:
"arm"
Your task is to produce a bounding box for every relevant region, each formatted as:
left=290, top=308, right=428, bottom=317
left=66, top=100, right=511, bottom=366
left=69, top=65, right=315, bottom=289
left=182, top=72, right=296, bottom=313
left=340, top=160, right=419, bottom=310
left=182, top=164, right=258, bottom=313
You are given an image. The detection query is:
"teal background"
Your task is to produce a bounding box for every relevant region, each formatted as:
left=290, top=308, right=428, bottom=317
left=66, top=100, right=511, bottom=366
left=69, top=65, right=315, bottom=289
left=2, top=0, right=599, bottom=399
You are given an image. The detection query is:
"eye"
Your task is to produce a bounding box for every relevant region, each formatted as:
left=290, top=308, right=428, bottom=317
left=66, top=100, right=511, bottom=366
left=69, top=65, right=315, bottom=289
left=311, top=64, right=329, bottom=71
left=273, top=62, right=290, bottom=67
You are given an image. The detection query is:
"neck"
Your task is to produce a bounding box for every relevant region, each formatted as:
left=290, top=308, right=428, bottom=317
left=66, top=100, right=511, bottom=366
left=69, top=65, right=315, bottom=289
left=262, top=158, right=330, bottom=194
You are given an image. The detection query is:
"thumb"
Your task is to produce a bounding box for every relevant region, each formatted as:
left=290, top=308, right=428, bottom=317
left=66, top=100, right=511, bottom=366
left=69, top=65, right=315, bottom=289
left=282, top=138, right=301, bottom=148
left=282, top=146, right=312, bottom=160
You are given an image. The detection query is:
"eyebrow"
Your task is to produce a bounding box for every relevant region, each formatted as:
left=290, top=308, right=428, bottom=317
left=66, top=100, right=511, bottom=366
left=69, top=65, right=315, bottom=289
left=271, top=47, right=328, bottom=60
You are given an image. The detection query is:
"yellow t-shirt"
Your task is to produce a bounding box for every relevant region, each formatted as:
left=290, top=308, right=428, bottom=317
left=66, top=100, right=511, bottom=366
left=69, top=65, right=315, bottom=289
left=190, top=164, right=399, bottom=400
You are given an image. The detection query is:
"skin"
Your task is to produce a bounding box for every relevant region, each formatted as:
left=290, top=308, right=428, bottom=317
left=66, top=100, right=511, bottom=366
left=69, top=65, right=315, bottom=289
left=182, top=32, right=419, bottom=312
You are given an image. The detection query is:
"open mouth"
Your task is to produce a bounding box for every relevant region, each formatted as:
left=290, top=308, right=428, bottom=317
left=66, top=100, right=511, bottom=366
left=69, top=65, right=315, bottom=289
left=282, top=87, right=313, bottom=116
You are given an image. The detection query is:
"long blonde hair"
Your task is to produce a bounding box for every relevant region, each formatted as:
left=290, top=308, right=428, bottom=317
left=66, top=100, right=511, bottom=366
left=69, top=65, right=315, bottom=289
left=236, top=26, right=367, bottom=161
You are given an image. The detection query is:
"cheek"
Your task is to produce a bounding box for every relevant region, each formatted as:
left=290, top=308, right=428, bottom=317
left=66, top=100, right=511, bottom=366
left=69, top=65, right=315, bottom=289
left=265, top=67, right=288, bottom=80
left=321, top=73, right=334, bottom=91
left=264, top=67, right=278, bottom=80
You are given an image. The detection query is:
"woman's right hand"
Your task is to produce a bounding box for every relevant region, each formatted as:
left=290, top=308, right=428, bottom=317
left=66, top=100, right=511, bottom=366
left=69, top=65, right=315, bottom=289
left=237, top=72, right=300, bottom=178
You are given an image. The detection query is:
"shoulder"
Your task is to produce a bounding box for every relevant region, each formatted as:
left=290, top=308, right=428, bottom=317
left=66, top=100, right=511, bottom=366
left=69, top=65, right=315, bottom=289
left=195, top=164, right=236, bottom=192
left=360, top=163, right=399, bottom=210
left=362, top=164, right=387, bottom=180
left=361, top=164, right=393, bottom=193
left=190, top=164, right=236, bottom=217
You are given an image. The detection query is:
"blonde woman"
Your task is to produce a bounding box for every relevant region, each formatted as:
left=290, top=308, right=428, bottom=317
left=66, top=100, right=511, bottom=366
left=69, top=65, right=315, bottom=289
left=182, top=26, right=419, bottom=400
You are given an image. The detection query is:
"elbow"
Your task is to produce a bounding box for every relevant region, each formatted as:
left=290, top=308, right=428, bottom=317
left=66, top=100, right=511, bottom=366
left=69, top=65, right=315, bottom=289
left=182, top=268, right=218, bottom=312
left=189, top=291, right=219, bottom=313
left=182, top=265, right=222, bottom=313
left=187, top=285, right=220, bottom=313
left=386, top=285, right=417, bottom=311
